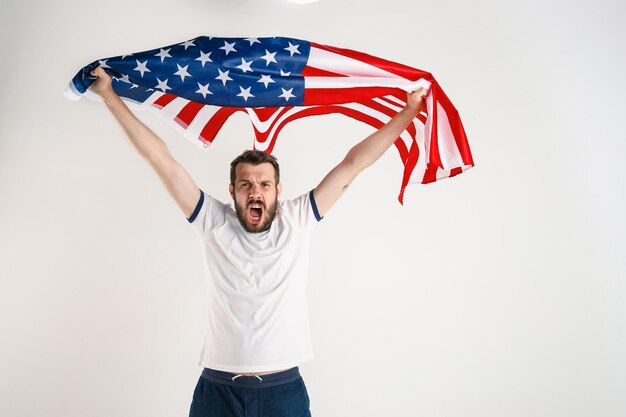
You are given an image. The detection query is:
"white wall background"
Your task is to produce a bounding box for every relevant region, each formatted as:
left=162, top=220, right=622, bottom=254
left=1, top=0, right=625, bottom=416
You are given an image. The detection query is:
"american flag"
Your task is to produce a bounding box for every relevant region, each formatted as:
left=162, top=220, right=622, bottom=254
left=66, top=36, right=474, bottom=203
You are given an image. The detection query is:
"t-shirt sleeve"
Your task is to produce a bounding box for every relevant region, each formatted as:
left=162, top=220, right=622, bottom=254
left=186, top=189, right=225, bottom=233
left=283, top=189, right=324, bottom=231
left=309, top=189, right=324, bottom=222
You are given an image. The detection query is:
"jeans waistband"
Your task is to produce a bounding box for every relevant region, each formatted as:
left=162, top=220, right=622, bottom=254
left=201, top=366, right=301, bottom=389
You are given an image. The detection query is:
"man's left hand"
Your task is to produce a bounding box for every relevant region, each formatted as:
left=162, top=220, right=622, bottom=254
left=406, top=88, right=428, bottom=115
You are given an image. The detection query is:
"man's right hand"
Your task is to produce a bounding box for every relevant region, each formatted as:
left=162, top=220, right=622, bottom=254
left=90, top=67, right=115, bottom=98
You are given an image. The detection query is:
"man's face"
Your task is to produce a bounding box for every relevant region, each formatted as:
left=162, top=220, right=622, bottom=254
left=229, top=162, right=282, bottom=233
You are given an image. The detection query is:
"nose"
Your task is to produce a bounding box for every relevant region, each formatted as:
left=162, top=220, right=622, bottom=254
left=249, top=183, right=261, bottom=199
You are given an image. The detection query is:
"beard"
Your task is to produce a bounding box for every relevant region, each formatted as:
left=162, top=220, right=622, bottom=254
left=234, top=198, right=278, bottom=233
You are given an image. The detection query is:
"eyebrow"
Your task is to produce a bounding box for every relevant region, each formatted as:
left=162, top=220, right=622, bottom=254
left=237, top=179, right=274, bottom=184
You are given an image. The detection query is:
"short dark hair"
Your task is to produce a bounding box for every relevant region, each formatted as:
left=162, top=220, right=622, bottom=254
left=230, top=150, right=280, bottom=185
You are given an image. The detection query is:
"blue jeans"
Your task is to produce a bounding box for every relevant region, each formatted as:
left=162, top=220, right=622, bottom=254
left=189, top=367, right=312, bottom=417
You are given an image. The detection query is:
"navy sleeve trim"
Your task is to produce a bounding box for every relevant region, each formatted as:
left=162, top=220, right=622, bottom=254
left=187, top=189, right=204, bottom=223
left=309, top=189, right=323, bottom=222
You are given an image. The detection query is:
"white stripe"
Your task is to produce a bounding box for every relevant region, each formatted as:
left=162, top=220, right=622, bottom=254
left=377, top=93, right=429, bottom=119
left=186, top=105, right=223, bottom=145
left=306, top=76, right=430, bottom=92
left=141, top=91, right=165, bottom=107
left=252, top=107, right=305, bottom=151
left=342, top=101, right=414, bottom=149
left=423, top=94, right=434, bottom=163
left=309, top=46, right=403, bottom=78
left=157, top=97, right=190, bottom=121
left=245, top=108, right=286, bottom=133
left=434, top=165, right=473, bottom=181
left=63, top=82, right=83, bottom=101
left=435, top=101, right=464, bottom=169
left=385, top=95, right=408, bottom=107
left=371, top=97, right=418, bottom=150
left=146, top=96, right=211, bottom=150
left=408, top=119, right=427, bottom=182
left=372, top=96, right=403, bottom=112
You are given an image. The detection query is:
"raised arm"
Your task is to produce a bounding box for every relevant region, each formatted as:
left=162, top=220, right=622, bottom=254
left=313, top=89, right=428, bottom=217
left=89, top=67, right=200, bottom=218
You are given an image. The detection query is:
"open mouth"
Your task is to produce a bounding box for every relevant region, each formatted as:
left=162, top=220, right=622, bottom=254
left=247, top=202, right=264, bottom=224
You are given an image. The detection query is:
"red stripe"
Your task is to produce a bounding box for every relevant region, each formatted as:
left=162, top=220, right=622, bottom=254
left=422, top=163, right=438, bottom=184
left=304, top=86, right=403, bottom=105
left=378, top=95, right=405, bottom=109
left=377, top=93, right=428, bottom=125
left=449, top=167, right=463, bottom=177
left=368, top=98, right=416, bottom=137
left=428, top=82, right=442, bottom=168
left=301, top=65, right=346, bottom=77
left=397, top=140, right=420, bottom=204
left=175, top=101, right=204, bottom=128
left=152, top=93, right=177, bottom=109
left=198, top=107, right=242, bottom=143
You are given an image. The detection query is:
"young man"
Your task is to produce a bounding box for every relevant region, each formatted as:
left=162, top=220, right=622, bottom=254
left=89, top=66, right=426, bottom=417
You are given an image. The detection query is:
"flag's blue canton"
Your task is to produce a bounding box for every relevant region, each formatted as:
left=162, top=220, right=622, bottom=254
left=72, top=36, right=311, bottom=107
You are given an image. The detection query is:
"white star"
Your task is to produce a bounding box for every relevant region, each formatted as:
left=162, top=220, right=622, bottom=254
left=119, top=74, right=131, bottom=84
left=244, top=37, right=261, bottom=46
left=98, top=59, right=110, bottom=69
left=236, top=58, right=254, bottom=73
left=195, top=82, right=212, bottom=99
left=280, top=69, right=292, bottom=77
left=279, top=87, right=296, bottom=101
left=215, top=69, right=233, bottom=85
left=155, top=48, right=172, bottom=63
left=237, top=86, right=254, bottom=102
left=130, top=83, right=138, bottom=89
left=134, top=60, right=150, bottom=77
left=155, top=78, right=171, bottom=92
left=174, top=64, right=191, bottom=82
left=284, top=42, right=301, bottom=57
left=121, top=53, right=133, bottom=59
left=180, top=39, right=196, bottom=50
left=219, top=41, right=237, bottom=55
left=260, top=50, right=277, bottom=66
left=196, top=51, right=213, bottom=67
left=257, top=74, right=275, bottom=88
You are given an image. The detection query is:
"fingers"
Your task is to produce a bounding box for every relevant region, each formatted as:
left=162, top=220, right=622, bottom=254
left=406, top=88, right=428, bottom=114
left=90, top=66, right=111, bottom=80
left=90, top=67, right=102, bottom=77
left=407, top=89, right=426, bottom=103
left=88, top=66, right=115, bottom=97
left=410, top=87, right=427, bottom=98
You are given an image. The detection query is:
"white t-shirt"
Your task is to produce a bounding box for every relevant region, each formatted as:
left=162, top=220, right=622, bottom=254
left=187, top=189, right=323, bottom=373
